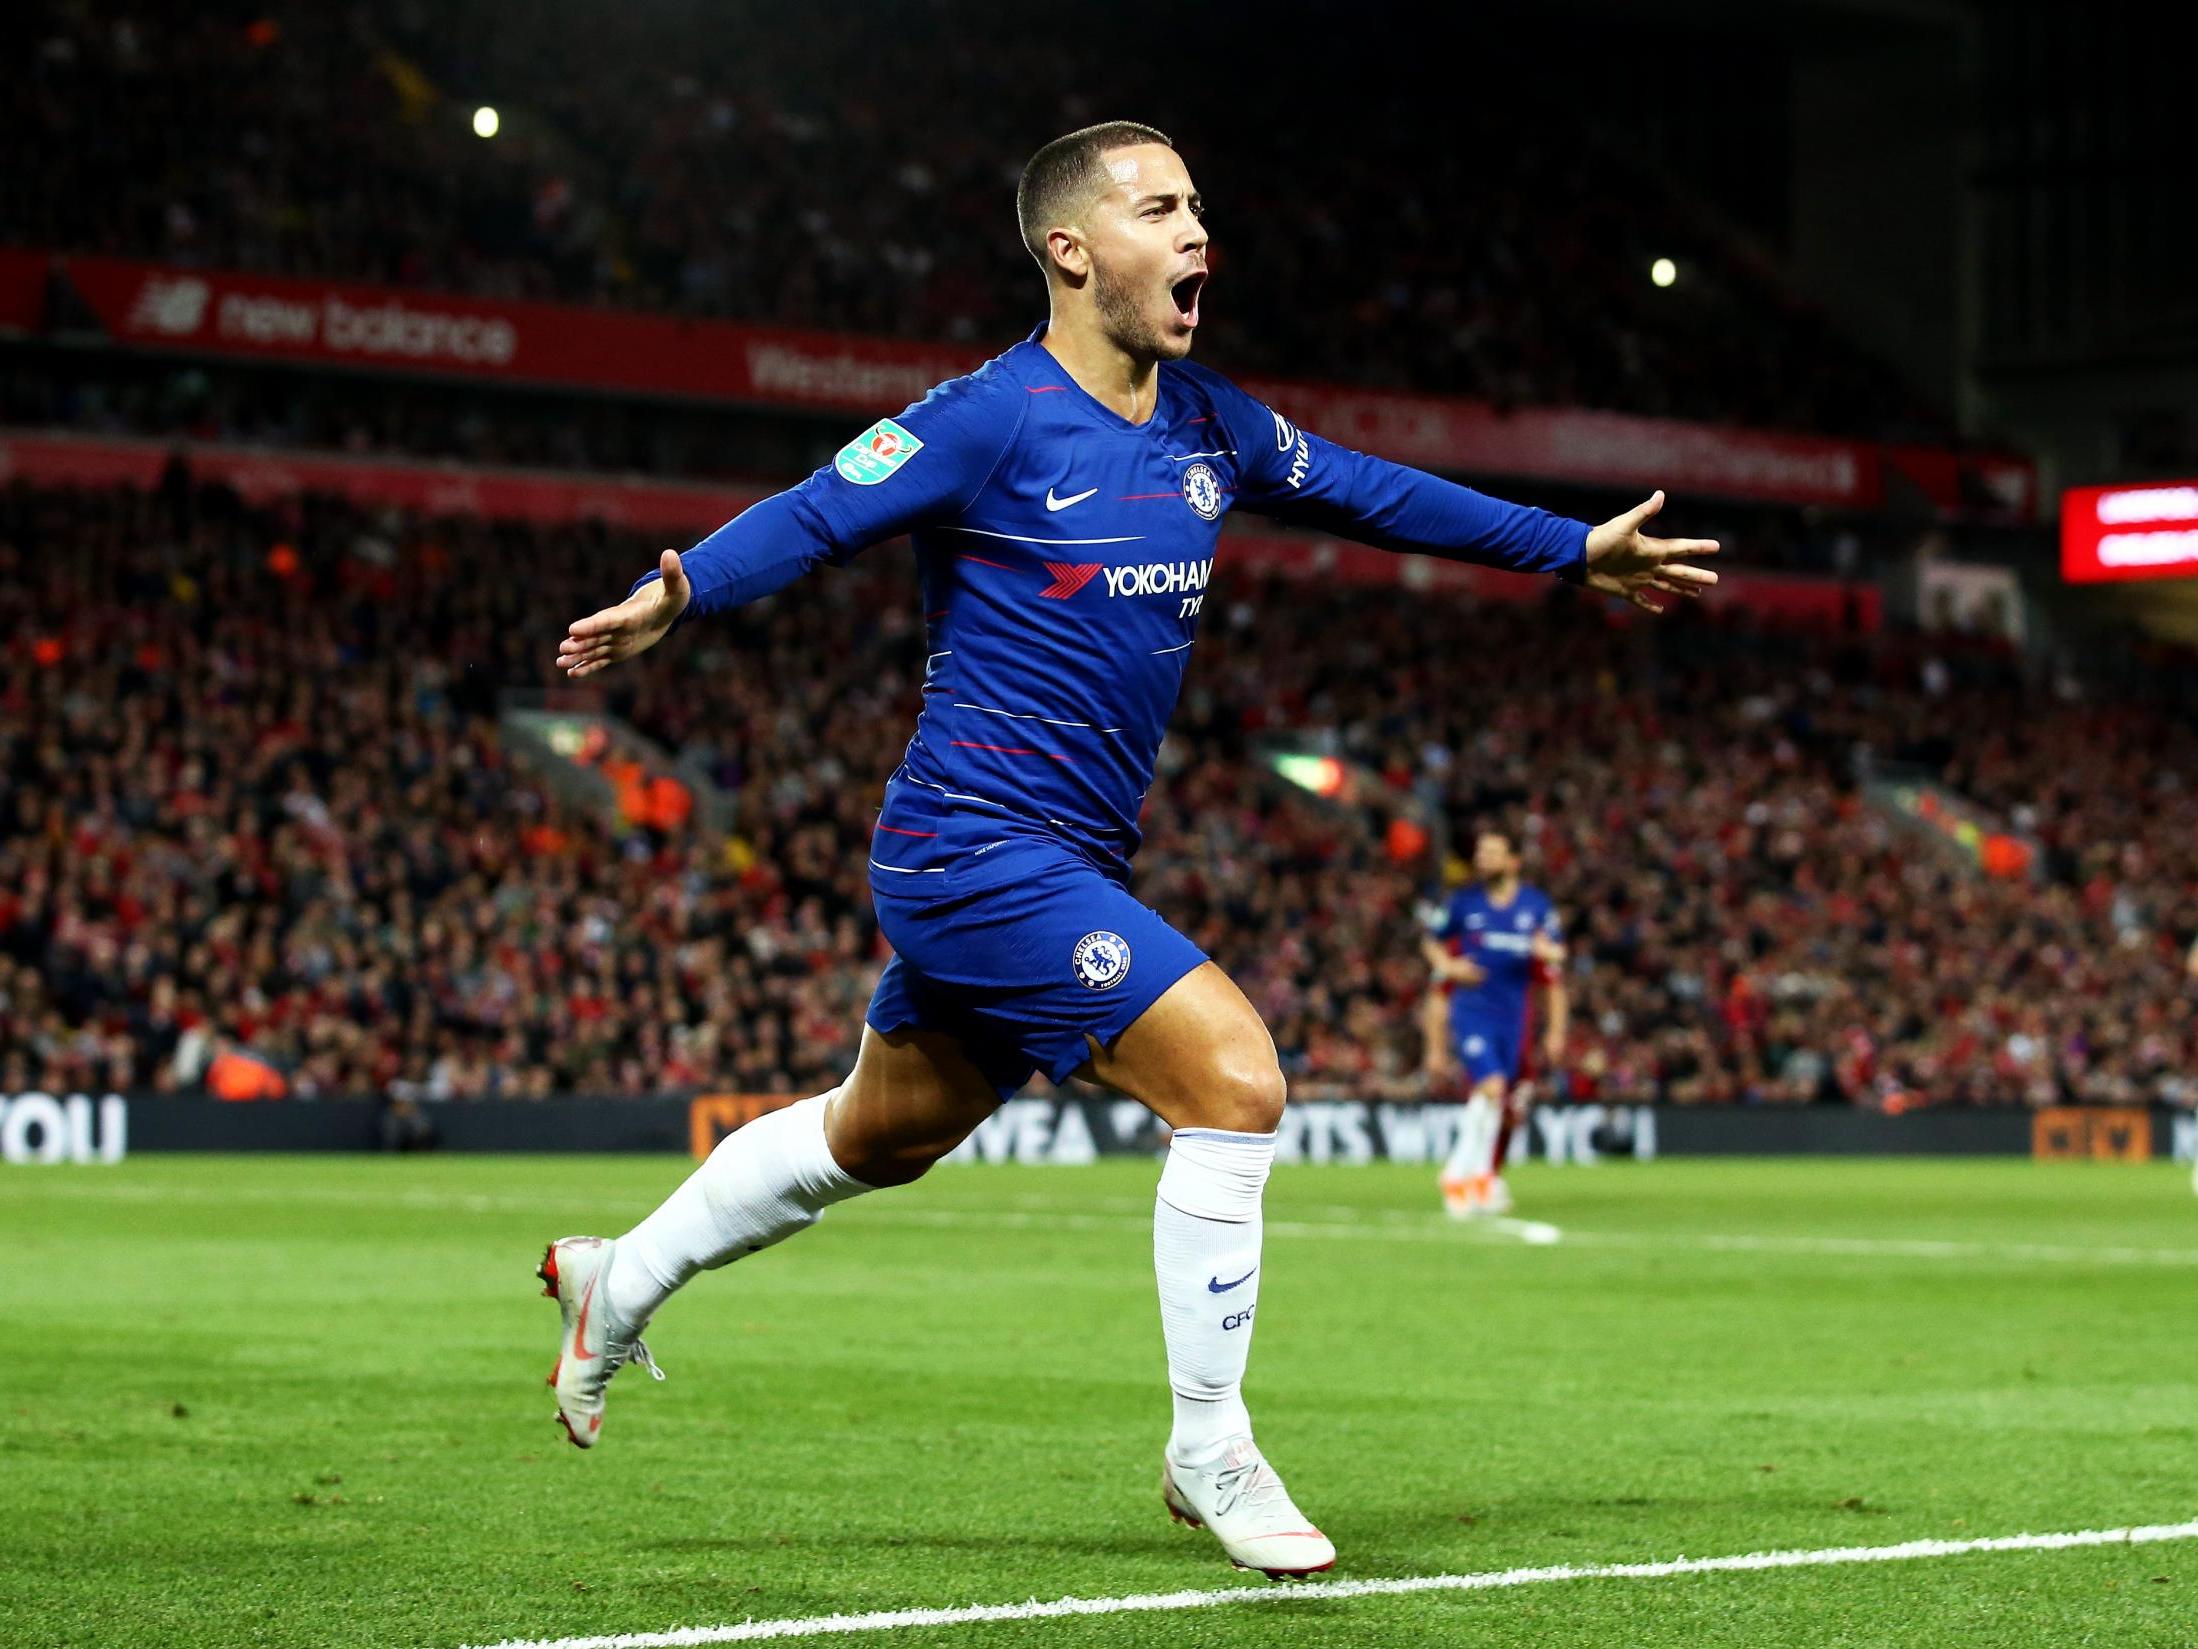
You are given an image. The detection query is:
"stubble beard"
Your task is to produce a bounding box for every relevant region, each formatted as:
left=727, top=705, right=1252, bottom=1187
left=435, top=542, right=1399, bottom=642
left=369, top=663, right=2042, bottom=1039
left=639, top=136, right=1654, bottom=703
left=1092, top=257, right=1178, bottom=362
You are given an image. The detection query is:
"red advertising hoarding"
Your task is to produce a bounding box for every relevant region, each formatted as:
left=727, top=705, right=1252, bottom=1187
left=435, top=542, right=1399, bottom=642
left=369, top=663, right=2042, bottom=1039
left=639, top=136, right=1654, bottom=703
left=46, top=251, right=976, bottom=416
left=0, top=426, right=1878, bottom=627
left=1231, top=378, right=1880, bottom=509
left=0, top=427, right=766, bottom=534
left=2061, top=479, right=2198, bottom=583
left=0, top=248, right=2030, bottom=519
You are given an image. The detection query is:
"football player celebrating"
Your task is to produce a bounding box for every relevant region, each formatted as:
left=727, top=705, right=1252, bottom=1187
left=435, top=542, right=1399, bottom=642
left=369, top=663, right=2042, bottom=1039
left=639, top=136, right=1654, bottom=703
left=546, top=122, right=1713, bottom=1578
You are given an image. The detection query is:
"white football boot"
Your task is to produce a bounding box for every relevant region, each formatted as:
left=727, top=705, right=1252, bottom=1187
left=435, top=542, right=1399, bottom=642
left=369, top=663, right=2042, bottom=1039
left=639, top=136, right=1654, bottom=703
left=537, top=1235, right=663, bottom=1449
left=1162, top=1438, right=1336, bottom=1579
left=1481, top=1173, right=1515, bottom=1216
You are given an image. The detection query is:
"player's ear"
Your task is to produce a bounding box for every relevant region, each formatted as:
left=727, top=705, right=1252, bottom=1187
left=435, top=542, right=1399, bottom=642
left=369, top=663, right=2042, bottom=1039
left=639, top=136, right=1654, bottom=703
left=1046, top=226, right=1090, bottom=284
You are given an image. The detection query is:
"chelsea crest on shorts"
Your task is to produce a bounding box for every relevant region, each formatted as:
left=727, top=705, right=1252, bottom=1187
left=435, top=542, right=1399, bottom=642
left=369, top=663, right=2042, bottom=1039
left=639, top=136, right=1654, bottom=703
left=1072, top=930, right=1133, bottom=990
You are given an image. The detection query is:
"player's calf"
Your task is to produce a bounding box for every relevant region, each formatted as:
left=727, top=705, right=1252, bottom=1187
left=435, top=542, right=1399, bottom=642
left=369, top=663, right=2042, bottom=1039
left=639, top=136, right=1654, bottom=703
left=533, top=1088, right=868, bottom=1450
left=532, top=1028, right=1001, bottom=1447
left=1440, top=1086, right=1505, bottom=1215
left=1084, top=962, right=1331, bottom=1571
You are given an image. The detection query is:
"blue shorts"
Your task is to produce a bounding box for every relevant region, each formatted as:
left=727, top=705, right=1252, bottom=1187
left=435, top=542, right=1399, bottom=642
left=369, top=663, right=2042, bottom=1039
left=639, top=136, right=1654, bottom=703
left=866, top=835, right=1209, bottom=1100
left=1452, top=1018, right=1524, bottom=1088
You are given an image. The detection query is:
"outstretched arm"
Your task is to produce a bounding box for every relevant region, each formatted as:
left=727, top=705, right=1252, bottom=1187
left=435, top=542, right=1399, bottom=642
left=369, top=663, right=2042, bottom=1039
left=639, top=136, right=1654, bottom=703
left=559, top=374, right=1022, bottom=678
left=1207, top=373, right=1718, bottom=610
left=558, top=487, right=855, bottom=679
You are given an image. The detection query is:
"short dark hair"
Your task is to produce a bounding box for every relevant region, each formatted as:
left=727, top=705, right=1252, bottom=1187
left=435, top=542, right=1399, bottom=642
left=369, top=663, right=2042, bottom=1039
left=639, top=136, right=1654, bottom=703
left=1016, top=121, right=1174, bottom=273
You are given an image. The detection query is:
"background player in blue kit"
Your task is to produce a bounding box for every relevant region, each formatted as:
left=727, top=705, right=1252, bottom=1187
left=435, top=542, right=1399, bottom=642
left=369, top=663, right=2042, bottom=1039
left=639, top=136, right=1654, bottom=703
left=539, top=121, right=1717, bottom=1578
left=1423, top=830, right=1570, bottom=1218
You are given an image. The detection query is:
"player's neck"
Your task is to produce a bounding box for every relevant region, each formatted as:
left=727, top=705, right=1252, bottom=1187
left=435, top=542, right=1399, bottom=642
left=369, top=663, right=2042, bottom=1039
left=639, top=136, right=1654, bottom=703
left=1039, top=312, right=1160, bottom=426
left=1484, top=876, right=1519, bottom=905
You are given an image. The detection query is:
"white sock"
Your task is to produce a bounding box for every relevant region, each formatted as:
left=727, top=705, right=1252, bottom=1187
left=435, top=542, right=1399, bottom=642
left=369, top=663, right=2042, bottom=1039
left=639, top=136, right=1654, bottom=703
left=1154, top=1126, right=1275, bottom=1466
left=603, top=1090, right=870, bottom=1326
left=1445, top=1094, right=1499, bottom=1182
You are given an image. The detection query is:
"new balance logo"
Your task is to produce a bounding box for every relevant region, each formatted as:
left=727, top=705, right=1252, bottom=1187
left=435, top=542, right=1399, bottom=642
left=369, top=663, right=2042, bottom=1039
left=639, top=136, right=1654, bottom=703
left=1045, top=486, right=1098, bottom=512
left=1039, top=562, right=1104, bottom=600
left=126, top=276, right=212, bottom=337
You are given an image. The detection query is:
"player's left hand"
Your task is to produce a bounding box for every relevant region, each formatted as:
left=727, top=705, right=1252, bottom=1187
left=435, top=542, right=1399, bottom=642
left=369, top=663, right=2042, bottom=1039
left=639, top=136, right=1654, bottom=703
left=1583, top=491, right=1719, bottom=614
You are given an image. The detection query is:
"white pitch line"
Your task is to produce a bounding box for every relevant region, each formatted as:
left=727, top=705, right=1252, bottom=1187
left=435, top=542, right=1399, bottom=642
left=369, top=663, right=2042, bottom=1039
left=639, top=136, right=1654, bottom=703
left=19, top=1182, right=2198, bottom=1267
left=856, top=1208, right=2198, bottom=1269
left=1483, top=1215, right=1565, bottom=1245
left=459, top=1518, right=2198, bottom=1649
left=1559, top=1228, right=2198, bottom=1268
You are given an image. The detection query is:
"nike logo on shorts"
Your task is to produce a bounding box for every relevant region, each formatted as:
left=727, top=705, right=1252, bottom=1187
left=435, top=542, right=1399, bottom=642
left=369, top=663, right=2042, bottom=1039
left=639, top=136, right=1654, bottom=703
left=1045, top=486, right=1098, bottom=511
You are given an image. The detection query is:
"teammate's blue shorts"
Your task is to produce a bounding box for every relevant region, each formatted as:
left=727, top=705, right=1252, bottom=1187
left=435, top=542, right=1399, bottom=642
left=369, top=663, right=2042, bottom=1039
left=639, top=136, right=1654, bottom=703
left=866, top=834, right=1209, bottom=1099
left=1451, top=1016, right=1524, bottom=1087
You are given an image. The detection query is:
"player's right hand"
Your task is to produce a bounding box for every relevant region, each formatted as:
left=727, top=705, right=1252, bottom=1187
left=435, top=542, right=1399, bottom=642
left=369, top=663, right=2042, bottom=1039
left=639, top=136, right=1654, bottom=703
left=557, top=550, right=691, bottom=678
left=1582, top=491, right=1719, bottom=614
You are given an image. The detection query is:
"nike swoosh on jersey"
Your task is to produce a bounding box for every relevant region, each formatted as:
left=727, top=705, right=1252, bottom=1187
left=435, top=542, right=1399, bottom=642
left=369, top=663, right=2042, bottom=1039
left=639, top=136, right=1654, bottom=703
left=1044, top=486, right=1099, bottom=511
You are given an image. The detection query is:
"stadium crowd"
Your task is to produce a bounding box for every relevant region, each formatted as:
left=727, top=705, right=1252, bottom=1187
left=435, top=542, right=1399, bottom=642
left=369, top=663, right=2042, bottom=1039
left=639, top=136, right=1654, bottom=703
left=2, top=478, right=2191, bottom=1109
left=3, top=0, right=1948, bottom=442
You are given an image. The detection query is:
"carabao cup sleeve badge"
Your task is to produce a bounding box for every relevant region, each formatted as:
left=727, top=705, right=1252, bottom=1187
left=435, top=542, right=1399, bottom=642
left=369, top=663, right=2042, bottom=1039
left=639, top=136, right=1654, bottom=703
left=834, top=417, right=925, bottom=485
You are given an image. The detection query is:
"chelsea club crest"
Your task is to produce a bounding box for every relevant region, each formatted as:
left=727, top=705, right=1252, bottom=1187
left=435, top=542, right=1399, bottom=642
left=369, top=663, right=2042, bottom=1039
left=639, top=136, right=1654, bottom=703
left=1181, top=462, right=1223, bottom=521
left=1071, top=930, right=1133, bottom=991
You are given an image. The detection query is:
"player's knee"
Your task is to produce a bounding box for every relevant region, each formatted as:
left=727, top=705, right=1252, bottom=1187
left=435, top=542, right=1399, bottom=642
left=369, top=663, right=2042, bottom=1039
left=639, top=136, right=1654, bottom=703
left=824, top=1089, right=968, bottom=1188
left=841, top=1137, right=947, bottom=1188
left=1192, top=1058, right=1286, bottom=1136
left=828, top=1115, right=966, bottom=1188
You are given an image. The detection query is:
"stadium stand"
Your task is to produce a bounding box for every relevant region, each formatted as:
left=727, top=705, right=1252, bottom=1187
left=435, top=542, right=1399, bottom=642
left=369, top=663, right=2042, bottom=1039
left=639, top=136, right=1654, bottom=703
left=3, top=0, right=1949, bottom=440
left=2, top=479, right=2189, bottom=1107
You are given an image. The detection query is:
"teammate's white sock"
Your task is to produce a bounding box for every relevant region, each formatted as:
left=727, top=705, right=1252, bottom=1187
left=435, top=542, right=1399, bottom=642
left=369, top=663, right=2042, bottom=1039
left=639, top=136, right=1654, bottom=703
left=1444, top=1094, right=1500, bottom=1183
left=1154, top=1126, right=1275, bottom=1467
left=603, top=1090, right=870, bottom=1326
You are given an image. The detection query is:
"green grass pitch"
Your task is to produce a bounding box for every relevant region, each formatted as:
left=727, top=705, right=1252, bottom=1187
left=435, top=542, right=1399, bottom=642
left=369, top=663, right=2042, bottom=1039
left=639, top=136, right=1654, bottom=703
left=5, top=1154, right=2195, bottom=1648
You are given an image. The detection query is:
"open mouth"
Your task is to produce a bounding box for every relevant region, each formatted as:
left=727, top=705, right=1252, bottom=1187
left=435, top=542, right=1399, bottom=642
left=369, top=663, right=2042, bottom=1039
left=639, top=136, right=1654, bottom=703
left=1169, top=269, right=1206, bottom=328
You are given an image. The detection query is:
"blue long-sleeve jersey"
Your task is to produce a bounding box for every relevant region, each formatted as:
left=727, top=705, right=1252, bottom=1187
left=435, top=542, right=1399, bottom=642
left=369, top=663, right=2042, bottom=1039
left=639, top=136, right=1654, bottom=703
left=634, top=323, right=1590, bottom=885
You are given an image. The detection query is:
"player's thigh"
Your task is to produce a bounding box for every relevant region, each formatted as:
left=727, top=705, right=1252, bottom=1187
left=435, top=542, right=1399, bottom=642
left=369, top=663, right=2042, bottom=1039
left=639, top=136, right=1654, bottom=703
left=828, top=1023, right=1001, bottom=1185
left=1079, top=960, right=1285, bottom=1135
